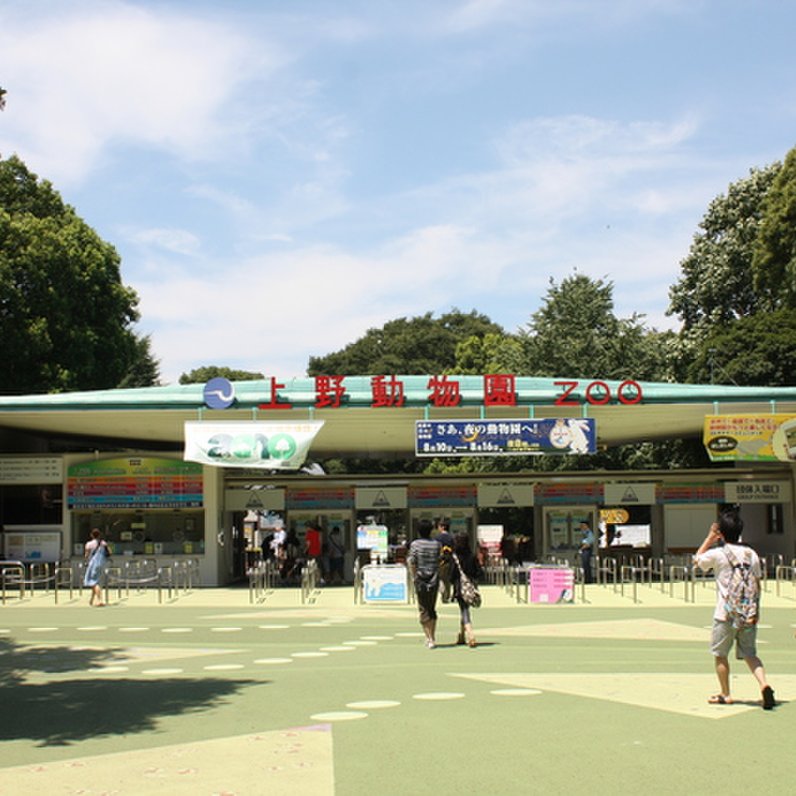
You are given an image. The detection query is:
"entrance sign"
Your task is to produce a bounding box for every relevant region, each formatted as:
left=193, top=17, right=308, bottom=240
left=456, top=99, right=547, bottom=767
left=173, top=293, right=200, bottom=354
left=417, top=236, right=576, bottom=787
left=529, top=567, right=574, bottom=603
left=416, top=419, right=596, bottom=456
left=184, top=421, right=323, bottom=470
left=724, top=481, right=791, bottom=504
left=362, top=564, right=408, bottom=603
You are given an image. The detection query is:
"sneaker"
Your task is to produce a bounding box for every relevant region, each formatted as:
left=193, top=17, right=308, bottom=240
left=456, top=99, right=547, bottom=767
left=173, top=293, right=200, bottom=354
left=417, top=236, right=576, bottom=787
left=426, top=639, right=436, bottom=649
left=762, top=685, right=775, bottom=710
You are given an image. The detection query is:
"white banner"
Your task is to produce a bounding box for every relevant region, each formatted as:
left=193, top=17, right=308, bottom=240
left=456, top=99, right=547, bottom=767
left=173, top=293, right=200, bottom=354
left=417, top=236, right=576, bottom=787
left=184, top=421, right=324, bottom=470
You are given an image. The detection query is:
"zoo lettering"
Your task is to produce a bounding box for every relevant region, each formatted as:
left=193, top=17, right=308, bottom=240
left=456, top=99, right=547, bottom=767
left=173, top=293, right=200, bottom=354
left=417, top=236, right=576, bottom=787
left=246, top=375, right=645, bottom=410
left=554, top=380, right=643, bottom=406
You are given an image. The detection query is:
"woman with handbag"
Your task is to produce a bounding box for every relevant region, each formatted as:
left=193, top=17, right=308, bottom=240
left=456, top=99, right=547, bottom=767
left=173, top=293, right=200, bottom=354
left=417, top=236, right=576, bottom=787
left=83, top=527, right=110, bottom=607
left=451, top=531, right=483, bottom=648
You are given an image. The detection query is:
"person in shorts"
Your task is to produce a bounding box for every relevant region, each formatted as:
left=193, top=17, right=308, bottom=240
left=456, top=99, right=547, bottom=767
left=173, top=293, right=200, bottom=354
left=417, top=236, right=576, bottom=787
left=693, top=508, right=775, bottom=709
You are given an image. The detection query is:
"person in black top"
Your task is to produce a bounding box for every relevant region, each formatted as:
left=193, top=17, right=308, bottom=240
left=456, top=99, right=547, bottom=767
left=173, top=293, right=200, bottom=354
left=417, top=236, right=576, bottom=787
left=451, top=531, right=483, bottom=647
left=434, top=519, right=455, bottom=602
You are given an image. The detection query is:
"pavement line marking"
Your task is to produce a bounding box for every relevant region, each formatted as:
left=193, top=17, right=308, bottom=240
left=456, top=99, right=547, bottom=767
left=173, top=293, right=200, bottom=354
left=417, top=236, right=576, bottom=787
left=413, top=692, right=465, bottom=701
left=27, top=627, right=59, bottom=632
left=204, top=664, right=245, bottom=671
left=161, top=627, right=193, bottom=633
left=258, top=624, right=290, bottom=630
left=360, top=635, right=393, bottom=641
left=310, top=711, right=367, bottom=721
left=343, top=640, right=377, bottom=646
left=142, top=667, right=184, bottom=675
left=320, top=646, right=357, bottom=652
left=346, top=700, right=401, bottom=709
left=291, top=651, right=329, bottom=658
left=211, top=627, right=243, bottom=632
left=254, top=657, right=293, bottom=664
left=119, top=627, right=150, bottom=632
left=491, top=689, right=542, bottom=697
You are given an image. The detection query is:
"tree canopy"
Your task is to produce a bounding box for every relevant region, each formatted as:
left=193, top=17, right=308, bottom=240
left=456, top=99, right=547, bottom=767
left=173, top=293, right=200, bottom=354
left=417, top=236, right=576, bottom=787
left=307, top=309, right=505, bottom=376
left=753, top=146, right=796, bottom=309
left=522, top=273, right=668, bottom=381
left=179, top=366, right=264, bottom=384
left=0, top=154, right=158, bottom=393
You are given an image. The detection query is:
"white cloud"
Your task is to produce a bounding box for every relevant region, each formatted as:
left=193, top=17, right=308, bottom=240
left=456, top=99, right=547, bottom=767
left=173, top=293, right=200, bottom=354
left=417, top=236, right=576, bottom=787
left=0, top=2, right=282, bottom=184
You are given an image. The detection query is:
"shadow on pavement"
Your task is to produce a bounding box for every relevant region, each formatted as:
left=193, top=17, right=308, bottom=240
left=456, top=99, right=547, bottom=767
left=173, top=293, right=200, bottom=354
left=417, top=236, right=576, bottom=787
left=0, top=637, right=261, bottom=747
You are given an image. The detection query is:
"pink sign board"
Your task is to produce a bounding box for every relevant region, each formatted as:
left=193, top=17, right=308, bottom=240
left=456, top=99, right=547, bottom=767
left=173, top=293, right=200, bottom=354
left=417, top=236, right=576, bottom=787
left=529, top=567, right=574, bottom=603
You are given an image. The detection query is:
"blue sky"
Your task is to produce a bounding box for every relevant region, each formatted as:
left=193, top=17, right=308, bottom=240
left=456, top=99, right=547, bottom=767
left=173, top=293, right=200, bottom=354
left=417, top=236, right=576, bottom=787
left=1, top=0, right=795, bottom=384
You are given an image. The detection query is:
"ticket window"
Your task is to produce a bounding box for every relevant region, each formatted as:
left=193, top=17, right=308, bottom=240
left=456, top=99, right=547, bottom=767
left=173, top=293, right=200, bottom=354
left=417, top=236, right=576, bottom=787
left=543, top=507, right=595, bottom=562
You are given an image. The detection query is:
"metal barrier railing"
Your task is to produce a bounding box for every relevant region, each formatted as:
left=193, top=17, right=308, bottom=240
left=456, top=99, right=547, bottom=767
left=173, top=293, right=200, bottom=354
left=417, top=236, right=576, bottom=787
left=300, top=559, right=321, bottom=604
left=775, top=564, right=796, bottom=598
left=248, top=559, right=278, bottom=603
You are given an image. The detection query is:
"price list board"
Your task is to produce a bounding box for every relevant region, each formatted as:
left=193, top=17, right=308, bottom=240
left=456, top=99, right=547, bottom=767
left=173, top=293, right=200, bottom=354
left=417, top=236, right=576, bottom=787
left=68, top=457, right=203, bottom=509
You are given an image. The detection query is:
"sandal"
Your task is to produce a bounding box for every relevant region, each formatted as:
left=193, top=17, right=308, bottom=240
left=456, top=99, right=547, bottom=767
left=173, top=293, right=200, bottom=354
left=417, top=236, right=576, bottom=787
left=708, top=694, right=733, bottom=705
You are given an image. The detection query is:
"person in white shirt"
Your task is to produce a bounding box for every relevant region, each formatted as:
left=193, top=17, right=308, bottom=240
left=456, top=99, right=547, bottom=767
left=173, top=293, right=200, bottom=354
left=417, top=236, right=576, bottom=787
left=693, top=508, right=775, bottom=709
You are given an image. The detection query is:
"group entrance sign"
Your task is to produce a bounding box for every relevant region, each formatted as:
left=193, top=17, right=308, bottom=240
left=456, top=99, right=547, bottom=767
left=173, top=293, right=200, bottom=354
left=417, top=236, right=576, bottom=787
left=416, top=419, right=596, bottom=457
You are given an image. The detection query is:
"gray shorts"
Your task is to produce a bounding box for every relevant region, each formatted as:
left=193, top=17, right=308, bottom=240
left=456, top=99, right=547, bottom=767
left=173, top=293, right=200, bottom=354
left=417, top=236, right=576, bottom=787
left=710, top=619, right=757, bottom=659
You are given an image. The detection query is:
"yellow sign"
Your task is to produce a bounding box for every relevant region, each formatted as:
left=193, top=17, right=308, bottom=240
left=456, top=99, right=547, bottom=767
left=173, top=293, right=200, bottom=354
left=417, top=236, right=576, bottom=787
left=703, top=414, right=796, bottom=462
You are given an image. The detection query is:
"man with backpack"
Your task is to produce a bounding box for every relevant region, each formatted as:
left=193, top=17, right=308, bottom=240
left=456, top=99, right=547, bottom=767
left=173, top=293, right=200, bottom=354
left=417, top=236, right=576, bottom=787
left=694, top=508, right=775, bottom=709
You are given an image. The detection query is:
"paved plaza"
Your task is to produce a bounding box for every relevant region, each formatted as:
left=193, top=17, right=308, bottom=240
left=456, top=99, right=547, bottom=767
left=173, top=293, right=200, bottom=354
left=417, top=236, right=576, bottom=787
left=1, top=579, right=795, bottom=795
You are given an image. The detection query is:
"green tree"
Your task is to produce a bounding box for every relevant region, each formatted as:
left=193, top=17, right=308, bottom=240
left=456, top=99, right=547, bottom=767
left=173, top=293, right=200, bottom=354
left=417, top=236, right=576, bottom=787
left=307, top=309, right=504, bottom=376
left=685, top=308, right=796, bottom=386
left=453, top=331, right=526, bottom=374
left=522, top=273, right=666, bottom=380
left=0, top=155, right=157, bottom=393
left=669, top=164, right=780, bottom=328
left=667, top=163, right=781, bottom=382
left=179, top=366, right=265, bottom=384
left=117, top=335, right=161, bottom=388
left=753, top=146, right=796, bottom=309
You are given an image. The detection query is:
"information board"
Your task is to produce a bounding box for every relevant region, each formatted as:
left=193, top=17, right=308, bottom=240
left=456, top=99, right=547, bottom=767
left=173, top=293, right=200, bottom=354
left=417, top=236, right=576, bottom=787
left=529, top=567, right=574, bottom=603
left=4, top=531, right=62, bottom=563
left=362, top=564, right=408, bottom=603
left=67, top=457, right=203, bottom=509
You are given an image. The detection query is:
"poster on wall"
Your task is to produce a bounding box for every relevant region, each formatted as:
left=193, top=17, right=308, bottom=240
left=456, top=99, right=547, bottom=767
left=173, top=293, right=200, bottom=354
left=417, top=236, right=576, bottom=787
left=4, top=531, right=61, bottom=563
left=416, top=419, right=596, bottom=456
left=703, top=414, right=796, bottom=462
left=356, top=524, right=389, bottom=557
left=184, top=421, right=324, bottom=470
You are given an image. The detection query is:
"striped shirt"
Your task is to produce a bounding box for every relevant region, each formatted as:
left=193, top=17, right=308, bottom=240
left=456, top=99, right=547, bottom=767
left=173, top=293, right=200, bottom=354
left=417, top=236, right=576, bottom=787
left=408, top=537, right=441, bottom=586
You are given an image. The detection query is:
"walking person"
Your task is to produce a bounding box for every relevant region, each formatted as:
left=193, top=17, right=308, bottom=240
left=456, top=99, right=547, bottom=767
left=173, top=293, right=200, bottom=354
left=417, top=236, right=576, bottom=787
left=407, top=519, right=441, bottom=649
left=451, top=531, right=483, bottom=648
left=434, top=519, right=455, bottom=602
left=693, top=508, right=775, bottom=709
left=578, top=520, right=594, bottom=584
left=83, top=528, right=110, bottom=607
left=327, top=526, right=346, bottom=585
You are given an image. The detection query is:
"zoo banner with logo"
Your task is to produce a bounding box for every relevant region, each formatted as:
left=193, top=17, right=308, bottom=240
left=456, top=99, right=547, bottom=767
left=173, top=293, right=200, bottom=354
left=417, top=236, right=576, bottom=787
left=184, top=421, right=324, bottom=470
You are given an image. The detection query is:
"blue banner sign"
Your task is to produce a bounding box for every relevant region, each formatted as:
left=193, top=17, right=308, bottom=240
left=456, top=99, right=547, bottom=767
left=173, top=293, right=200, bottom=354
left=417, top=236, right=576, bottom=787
left=415, top=418, right=597, bottom=457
